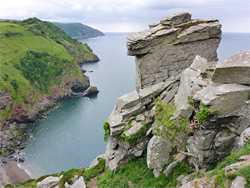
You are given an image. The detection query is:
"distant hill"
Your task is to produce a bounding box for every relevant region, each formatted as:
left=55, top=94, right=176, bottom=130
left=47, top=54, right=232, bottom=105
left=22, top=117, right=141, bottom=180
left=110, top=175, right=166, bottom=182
left=52, top=22, right=104, bottom=39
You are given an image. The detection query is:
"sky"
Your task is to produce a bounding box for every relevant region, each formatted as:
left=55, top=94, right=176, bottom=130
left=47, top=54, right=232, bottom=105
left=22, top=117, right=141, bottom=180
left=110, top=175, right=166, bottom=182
left=1, top=0, right=250, bottom=33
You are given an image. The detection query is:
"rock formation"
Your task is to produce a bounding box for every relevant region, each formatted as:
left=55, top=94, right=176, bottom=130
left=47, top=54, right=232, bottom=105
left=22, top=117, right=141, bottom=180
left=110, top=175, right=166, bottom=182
left=127, top=12, right=221, bottom=90
left=105, top=12, right=250, bottom=179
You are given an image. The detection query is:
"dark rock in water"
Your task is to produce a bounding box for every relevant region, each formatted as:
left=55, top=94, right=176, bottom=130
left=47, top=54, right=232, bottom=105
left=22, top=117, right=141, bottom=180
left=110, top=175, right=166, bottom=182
left=82, top=86, right=99, bottom=97
left=70, top=75, right=90, bottom=92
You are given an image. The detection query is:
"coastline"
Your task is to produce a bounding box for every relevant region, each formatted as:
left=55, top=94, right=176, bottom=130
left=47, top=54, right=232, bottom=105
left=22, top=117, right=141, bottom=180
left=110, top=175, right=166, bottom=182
left=0, top=160, right=31, bottom=186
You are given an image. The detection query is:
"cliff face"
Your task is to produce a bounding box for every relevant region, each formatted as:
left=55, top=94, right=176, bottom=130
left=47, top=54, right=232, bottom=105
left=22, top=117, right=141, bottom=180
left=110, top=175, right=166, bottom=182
left=127, top=12, right=221, bottom=91
left=105, top=12, right=250, bottom=180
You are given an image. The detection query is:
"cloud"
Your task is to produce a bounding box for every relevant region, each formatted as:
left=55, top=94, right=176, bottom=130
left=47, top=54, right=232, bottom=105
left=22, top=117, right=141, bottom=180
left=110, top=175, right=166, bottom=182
left=0, top=0, right=249, bottom=33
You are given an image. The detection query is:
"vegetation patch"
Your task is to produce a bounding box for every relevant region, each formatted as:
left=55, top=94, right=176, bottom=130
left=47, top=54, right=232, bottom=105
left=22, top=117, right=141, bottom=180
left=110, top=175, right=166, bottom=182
left=153, top=97, right=189, bottom=142
left=84, top=157, right=106, bottom=181
left=196, top=103, right=212, bottom=123
left=235, top=165, right=250, bottom=187
left=96, top=154, right=192, bottom=188
left=17, top=51, right=71, bottom=93
left=206, top=68, right=215, bottom=72
left=213, top=169, right=226, bottom=188
left=59, top=168, right=85, bottom=187
left=103, top=121, right=110, bottom=142
left=120, top=124, right=150, bottom=144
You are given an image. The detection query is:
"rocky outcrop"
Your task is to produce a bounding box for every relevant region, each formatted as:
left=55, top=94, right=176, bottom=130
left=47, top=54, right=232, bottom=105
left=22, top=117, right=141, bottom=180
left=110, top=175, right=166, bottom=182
left=105, top=50, right=250, bottom=175
left=212, top=50, right=250, bottom=85
left=37, top=176, right=60, bottom=188
left=238, top=127, right=250, bottom=148
left=186, top=50, right=250, bottom=168
left=147, top=136, right=171, bottom=177
left=105, top=12, right=249, bottom=180
left=105, top=77, right=180, bottom=171
left=127, top=12, right=221, bottom=90
left=70, top=176, right=86, bottom=188
left=82, top=86, right=99, bottom=97
left=175, top=55, right=209, bottom=118
left=230, top=176, right=247, bottom=188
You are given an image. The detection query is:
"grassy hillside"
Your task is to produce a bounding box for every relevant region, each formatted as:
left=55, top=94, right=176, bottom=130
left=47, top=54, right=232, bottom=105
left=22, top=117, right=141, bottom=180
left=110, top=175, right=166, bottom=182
left=0, top=18, right=97, bottom=126
left=53, top=22, right=104, bottom=39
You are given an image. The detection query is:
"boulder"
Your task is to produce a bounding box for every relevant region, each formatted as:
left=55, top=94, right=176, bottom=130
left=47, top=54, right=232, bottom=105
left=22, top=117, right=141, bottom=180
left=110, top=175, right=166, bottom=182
left=37, top=176, right=60, bottom=188
left=230, top=176, right=247, bottom=188
left=212, top=50, right=250, bottom=85
left=124, top=122, right=144, bottom=137
left=70, top=176, right=86, bottom=188
left=138, top=82, right=166, bottom=102
left=213, top=131, right=237, bottom=153
left=160, top=12, right=191, bottom=26
left=195, top=130, right=218, bottom=150
left=115, top=90, right=140, bottom=112
left=194, top=84, right=250, bottom=118
left=190, top=55, right=208, bottom=73
left=147, top=136, right=171, bottom=177
left=108, top=110, right=124, bottom=136
left=238, top=127, right=250, bottom=148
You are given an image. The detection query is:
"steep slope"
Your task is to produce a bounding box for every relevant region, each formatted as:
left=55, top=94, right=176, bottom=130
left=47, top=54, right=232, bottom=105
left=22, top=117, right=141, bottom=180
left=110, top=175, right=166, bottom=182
left=0, top=18, right=99, bottom=158
left=52, top=22, right=104, bottom=39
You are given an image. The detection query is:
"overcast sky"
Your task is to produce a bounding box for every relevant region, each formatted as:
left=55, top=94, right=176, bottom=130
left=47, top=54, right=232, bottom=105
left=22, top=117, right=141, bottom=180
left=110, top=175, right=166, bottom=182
left=1, top=0, right=250, bottom=33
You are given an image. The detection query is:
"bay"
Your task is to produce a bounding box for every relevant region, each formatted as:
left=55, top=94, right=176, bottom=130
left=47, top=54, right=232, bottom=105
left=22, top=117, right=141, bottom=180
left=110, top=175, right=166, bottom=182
left=20, top=32, right=250, bottom=178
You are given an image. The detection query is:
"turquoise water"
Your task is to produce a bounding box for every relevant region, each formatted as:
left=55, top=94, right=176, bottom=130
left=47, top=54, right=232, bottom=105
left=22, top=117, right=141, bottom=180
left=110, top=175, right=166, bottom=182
left=21, top=32, right=249, bottom=178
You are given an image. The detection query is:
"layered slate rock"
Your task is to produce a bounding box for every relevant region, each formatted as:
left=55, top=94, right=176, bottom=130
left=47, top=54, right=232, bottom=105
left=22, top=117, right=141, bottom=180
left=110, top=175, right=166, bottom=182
left=105, top=76, right=180, bottom=171
left=213, top=50, right=250, bottom=85
left=127, top=12, right=221, bottom=90
left=230, top=176, right=247, bottom=188
left=175, top=55, right=208, bottom=118
left=147, top=136, right=172, bottom=177
left=70, top=176, right=86, bottom=188
left=37, top=176, right=60, bottom=188
left=160, top=12, right=191, bottom=26
left=194, top=84, right=250, bottom=118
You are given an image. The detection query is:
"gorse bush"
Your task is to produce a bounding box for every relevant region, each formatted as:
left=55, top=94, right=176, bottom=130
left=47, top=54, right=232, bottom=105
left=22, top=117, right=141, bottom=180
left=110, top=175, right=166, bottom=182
left=153, top=97, right=189, bottom=142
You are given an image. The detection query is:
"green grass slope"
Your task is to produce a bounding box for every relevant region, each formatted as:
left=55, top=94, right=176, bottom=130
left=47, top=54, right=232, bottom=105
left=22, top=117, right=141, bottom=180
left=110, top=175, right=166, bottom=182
left=0, top=18, right=97, bottom=126
left=53, top=22, right=104, bottom=39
